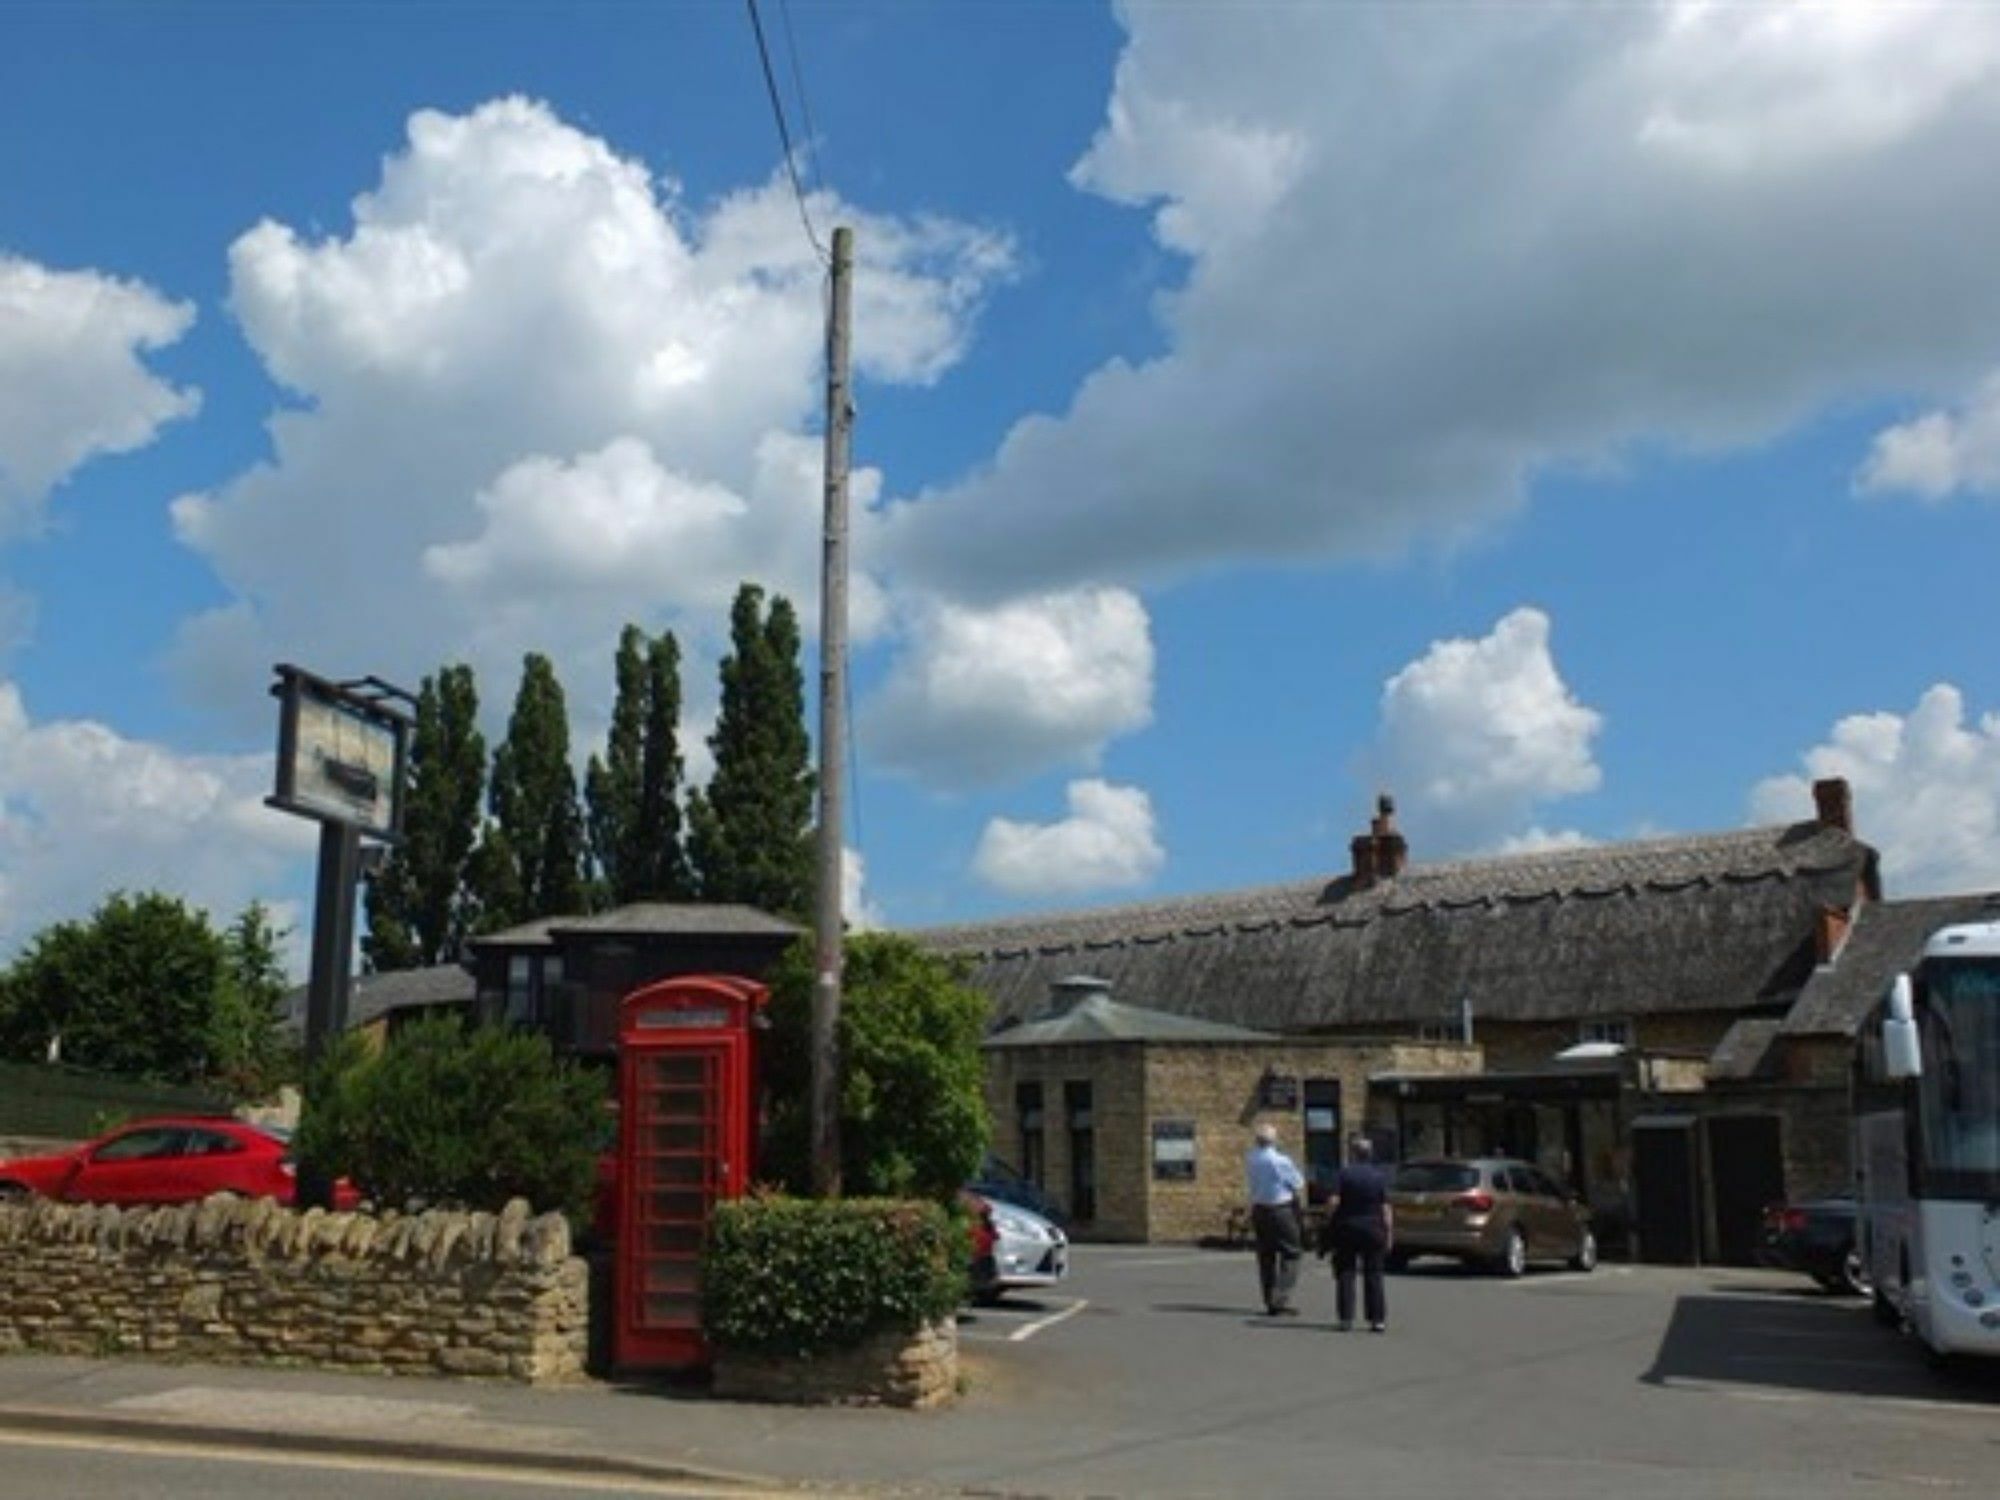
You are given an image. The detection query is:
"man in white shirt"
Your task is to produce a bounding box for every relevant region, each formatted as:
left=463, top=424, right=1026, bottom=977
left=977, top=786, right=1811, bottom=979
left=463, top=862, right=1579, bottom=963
left=1244, top=1121, right=1306, bottom=1316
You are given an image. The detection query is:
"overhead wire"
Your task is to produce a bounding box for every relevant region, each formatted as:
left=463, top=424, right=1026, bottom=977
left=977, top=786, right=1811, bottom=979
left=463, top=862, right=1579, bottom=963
left=744, top=0, right=828, bottom=264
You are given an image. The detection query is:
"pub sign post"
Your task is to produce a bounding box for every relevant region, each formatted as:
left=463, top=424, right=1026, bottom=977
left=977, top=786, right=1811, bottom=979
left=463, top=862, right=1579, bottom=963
left=267, top=664, right=414, bottom=1210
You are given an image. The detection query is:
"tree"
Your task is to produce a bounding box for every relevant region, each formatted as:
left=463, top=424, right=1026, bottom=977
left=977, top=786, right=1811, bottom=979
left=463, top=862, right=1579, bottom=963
left=2, top=892, right=225, bottom=1081
left=295, top=1015, right=607, bottom=1224
left=365, top=663, right=485, bottom=969
left=587, top=625, right=693, bottom=906
left=688, top=584, right=814, bottom=917
left=474, top=653, right=586, bottom=928
left=208, top=902, right=294, bottom=1100
left=760, top=933, right=990, bottom=1203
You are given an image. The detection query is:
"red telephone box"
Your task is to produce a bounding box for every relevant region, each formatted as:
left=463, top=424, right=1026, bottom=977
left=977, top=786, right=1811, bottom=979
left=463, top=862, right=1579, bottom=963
left=613, top=973, right=767, bottom=1372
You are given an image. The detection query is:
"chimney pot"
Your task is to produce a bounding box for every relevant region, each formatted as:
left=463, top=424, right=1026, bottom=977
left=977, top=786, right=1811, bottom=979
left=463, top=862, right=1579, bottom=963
left=1812, top=777, right=1853, bottom=834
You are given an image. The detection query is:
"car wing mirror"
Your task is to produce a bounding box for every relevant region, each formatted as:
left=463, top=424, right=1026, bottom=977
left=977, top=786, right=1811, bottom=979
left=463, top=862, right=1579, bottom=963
left=1884, top=973, right=1923, bottom=1081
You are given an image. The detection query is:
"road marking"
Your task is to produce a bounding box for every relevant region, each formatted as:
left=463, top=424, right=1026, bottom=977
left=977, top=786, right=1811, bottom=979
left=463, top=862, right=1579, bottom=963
left=1009, top=1296, right=1090, bottom=1341
left=1077, top=1252, right=1221, bottom=1269
left=0, top=1427, right=768, bottom=1496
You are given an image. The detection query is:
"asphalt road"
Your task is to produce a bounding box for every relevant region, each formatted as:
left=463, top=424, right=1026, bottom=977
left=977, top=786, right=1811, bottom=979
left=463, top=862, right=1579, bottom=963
left=919, top=1245, right=2000, bottom=1498
left=0, top=1428, right=786, bottom=1500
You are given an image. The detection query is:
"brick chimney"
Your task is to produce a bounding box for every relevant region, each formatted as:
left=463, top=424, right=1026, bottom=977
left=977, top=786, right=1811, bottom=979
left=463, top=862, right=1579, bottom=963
left=1371, top=794, right=1408, bottom=879
left=1814, top=904, right=1852, bottom=965
left=1349, top=793, right=1408, bottom=888
left=1812, top=777, right=1853, bottom=834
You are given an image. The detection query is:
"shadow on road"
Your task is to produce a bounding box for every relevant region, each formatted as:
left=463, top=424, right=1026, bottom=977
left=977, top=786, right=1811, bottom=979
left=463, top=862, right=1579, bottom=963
left=1642, top=1291, right=2000, bottom=1406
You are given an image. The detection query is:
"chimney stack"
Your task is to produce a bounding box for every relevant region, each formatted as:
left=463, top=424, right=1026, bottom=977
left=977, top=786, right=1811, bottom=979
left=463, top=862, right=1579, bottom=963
left=1812, top=777, right=1853, bottom=834
left=1813, top=905, right=1852, bottom=965
left=1350, top=793, right=1407, bottom=888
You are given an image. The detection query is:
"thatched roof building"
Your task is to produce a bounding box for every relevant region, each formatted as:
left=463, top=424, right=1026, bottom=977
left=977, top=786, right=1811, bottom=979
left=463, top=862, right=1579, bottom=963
left=921, top=784, right=1878, bottom=1038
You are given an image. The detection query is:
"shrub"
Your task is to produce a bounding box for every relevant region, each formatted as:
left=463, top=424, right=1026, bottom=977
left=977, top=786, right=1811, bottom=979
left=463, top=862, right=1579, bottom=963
left=702, top=1194, right=966, bottom=1358
left=296, top=1015, right=606, bottom=1223
left=760, top=934, right=989, bottom=1204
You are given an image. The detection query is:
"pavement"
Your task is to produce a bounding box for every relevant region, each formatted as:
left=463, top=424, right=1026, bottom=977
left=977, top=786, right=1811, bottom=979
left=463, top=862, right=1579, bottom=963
left=3, top=1248, right=2000, bottom=1498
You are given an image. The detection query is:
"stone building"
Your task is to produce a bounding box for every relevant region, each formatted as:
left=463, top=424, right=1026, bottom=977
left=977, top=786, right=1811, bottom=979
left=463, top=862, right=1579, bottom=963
left=921, top=779, right=1939, bottom=1261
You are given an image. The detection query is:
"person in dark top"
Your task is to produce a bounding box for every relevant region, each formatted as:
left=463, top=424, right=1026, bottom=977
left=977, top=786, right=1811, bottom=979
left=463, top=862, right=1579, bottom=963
left=1321, top=1136, right=1394, bottom=1332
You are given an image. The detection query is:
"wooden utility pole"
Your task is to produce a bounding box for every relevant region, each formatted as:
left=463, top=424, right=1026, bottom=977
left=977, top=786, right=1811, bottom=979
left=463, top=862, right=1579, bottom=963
left=811, top=225, right=854, bottom=1197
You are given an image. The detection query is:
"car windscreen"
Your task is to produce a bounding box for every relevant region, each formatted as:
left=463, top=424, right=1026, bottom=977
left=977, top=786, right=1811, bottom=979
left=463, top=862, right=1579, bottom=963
left=1392, top=1162, right=1479, bottom=1193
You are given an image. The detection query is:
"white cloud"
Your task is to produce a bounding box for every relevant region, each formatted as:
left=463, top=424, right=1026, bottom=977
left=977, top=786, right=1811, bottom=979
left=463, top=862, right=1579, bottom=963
left=0, top=680, right=315, bottom=967
left=168, top=95, right=1009, bottom=734
left=973, top=779, right=1164, bottom=899
left=841, top=845, right=883, bottom=932
left=0, top=255, right=198, bottom=529
left=1367, top=608, right=1603, bottom=856
left=882, top=1, right=2000, bottom=599
left=1494, top=827, right=1597, bottom=857
left=863, top=586, right=1153, bottom=789
left=1857, top=371, right=2000, bottom=500
left=1751, top=684, right=2000, bottom=896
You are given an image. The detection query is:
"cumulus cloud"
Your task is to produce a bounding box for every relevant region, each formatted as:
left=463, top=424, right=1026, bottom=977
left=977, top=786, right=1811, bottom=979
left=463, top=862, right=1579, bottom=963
left=0, top=681, right=315, bottom=966
left=168, top=96, right=1009, bottom=732
left=882, top=2, right=2000, bottom=599
left=973, top=779, right=1164, bottom=899
left=1857, top=371, right=2000, bottom=499
left=841, top=845, right=883, bottom=932
left=863, top=586, right=1153, bottom=789
left=1751, top=684, right=2000, bottom=896
left=0, top=255, right=198, bottom=529
left=1366, top=608, right=1603, bottom=856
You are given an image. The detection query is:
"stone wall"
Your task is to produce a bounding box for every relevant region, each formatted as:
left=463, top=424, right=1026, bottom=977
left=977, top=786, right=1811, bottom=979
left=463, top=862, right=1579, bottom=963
left=710, top=1319, right=957, bottom=1409
left=0, top=1194, right=587, bottom=1383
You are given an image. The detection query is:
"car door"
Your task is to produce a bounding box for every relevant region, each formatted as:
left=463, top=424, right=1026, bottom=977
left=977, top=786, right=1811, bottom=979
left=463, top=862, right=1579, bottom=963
left=64, top=1127, right=193, bottom=1204
left=182, top=1126, right=265, bottom=1199
left=1522, top=1166, right=1577, bottom=1256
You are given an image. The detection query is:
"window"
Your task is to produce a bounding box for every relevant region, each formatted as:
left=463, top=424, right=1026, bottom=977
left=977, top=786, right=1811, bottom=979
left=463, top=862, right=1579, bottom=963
left=505, top=954, right=536, bottom=1026
left=1066, top=1081, right=1096, bottom=1223
left=92, top=1128, right=187, bottom=1163
left=1302, top=1078, right=1342, bottom=1195
left=1016, top=1082, right=1045, bottom=1189
left=1393, top=1161, right=1478, bottom=1193
left=1580, top=1018, right=1633, bottom=1048
left=1416, top=1020, right=1462, bottom=1043
left=184, top=1129, right=243, bottom=1157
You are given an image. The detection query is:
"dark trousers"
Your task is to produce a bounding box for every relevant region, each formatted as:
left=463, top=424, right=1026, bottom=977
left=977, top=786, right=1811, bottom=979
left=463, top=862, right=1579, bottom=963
left=1251, top=1202, right=1303, bottom=1312
left=1331, top=1220, right=1387, bottom=1327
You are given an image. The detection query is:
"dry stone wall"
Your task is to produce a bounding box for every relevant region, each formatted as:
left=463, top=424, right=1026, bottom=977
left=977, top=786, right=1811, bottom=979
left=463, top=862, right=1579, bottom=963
left=0, top=1194, right=586, bottom=1383
left=711, top=1318, right=958, bottom=1408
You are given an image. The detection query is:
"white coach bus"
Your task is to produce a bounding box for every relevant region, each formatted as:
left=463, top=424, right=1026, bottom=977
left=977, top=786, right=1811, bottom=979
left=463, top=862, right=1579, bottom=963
left=1855, top=919, right=2000, bottom=1365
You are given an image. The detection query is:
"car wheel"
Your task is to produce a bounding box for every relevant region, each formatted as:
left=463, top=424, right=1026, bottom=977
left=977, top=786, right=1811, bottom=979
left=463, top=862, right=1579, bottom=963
left=0, top=1182, right=26, bottom=1201
left=1568, top=1229, right=1598, bottom=1273
left=1839, top=1244, right=1873, bottom=1299
left=1871, top=1287, right=1900, bottom=1328
left=1495, top=1226, right=1528, bottom=1278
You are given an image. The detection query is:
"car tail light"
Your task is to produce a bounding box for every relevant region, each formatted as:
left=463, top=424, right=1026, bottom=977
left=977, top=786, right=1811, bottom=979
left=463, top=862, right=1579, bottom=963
left=1453, top=1191, right=1495, bottom=1214
left=1780, top=1208, right=1806, bottom=1233
left=278, top=1158, right=296, bottom=1178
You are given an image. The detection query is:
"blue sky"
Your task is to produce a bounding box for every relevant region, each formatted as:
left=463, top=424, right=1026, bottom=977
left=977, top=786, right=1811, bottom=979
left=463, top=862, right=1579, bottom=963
left=6, top=1, right=2000, bottom=969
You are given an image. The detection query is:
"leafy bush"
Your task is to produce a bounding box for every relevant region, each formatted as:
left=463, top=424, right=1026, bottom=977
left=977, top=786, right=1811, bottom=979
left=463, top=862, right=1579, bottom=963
left=702, top=1194, right=967, bottom=1357
left=760, top=933, right=990, bottom=1203
left=296, top=1015, right=606, bottom=1223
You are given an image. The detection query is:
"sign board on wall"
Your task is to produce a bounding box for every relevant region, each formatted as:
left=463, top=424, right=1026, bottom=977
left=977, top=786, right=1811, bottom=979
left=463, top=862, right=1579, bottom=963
left=1258, top=1072, right=1299, bottom=1110
left=1152, top=1119, right=1196, bottom=1181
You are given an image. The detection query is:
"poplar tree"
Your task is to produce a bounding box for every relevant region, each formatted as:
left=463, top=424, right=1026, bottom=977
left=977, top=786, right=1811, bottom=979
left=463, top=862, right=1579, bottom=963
left=687, top=583, right=814, bottom=918
left=587, top=625, right=694, bottom=905
left=478, top=653, right=587, bottom=926
left=364, top=664, right=485, bottom=969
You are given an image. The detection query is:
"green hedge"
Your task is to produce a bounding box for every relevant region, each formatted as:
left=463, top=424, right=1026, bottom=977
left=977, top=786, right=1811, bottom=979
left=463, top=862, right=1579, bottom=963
left=702, top=1195, right=966, bottom=1357
left=0, top=1059, right=231, bottom=1139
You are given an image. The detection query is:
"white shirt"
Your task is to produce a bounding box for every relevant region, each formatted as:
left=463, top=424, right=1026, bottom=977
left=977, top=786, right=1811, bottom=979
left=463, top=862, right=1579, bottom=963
left=1245, top=1142, right=1304, bottom=1206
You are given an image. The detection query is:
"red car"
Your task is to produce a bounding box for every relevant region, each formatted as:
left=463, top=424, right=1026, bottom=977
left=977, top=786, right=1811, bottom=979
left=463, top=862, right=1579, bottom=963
left=0, top=1116, right=359, bottom=1210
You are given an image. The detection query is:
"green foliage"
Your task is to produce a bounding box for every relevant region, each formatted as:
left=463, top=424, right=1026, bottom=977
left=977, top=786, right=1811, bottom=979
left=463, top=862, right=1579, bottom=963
left=477, top=652, right=587, bottom=928
left=295, top=1015, right=606, bottom=1222
left=2, top=892, right=225, bottom=1082
left=702, top=1195, right=966, bottom=1357
left=366, top=664, right=486, bottom=968
left=762, top=933, right=990, bottom=1203
left=586, top=625, right=692, bottom=906
left=688, top=583, right=814, bottom=918
left=207, top=902, right=295, bottom=1101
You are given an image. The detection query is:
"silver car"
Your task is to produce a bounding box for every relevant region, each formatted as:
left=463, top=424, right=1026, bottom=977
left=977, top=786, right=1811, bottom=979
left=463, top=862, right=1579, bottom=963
left=967, top=1191, right=1069, bottom=1303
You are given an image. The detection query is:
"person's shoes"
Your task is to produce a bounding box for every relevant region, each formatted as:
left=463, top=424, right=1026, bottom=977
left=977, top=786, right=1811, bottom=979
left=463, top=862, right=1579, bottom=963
left=1369, top=1322, right=1387, bottom=1334
left=1274, top=1305, right=1300, bottom=1317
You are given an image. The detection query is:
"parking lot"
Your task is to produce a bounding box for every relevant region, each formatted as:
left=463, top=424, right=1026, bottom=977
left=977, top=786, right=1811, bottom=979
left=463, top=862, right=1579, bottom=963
left=928, top=1244, right=2000, bottom=1498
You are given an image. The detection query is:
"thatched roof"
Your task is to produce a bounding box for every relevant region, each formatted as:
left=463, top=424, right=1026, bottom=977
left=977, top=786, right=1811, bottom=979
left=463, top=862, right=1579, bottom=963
left=1780, top=892, right=2000, bottom=1038
left=473, top=902, right=801, bottom=950
left=985, top=989, right=1278, bottom=1049
left=919, top=820, right=1875, bottom=1032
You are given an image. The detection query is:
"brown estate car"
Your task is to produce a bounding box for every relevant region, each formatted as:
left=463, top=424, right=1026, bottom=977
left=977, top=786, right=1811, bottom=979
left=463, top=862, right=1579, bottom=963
left=1387, top=1157, right=1598, bottom=1276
